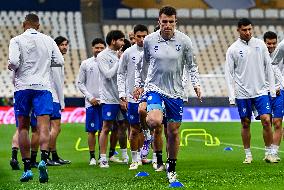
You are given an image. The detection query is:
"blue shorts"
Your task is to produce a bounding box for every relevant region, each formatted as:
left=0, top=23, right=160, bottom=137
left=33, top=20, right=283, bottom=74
left=14, top=90, right=53, bottom=117
left=270, top=90, right=284, bottom=118
left=85, top=105, right=103, bottom=132
left=146, top=91, right=183, bottom=122
left=102, top=104, right=126, bottom=121
left=51, top=102, right=62, bottom=120
left=127, top=102, right=140, bottom=125
left=15, top=110, right=37, bottom=128
left=236, top=95, right=271, bottom=119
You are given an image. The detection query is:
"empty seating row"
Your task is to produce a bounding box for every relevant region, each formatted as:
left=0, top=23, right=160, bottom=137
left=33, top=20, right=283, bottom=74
left=116, top=8, right=284, bottom=19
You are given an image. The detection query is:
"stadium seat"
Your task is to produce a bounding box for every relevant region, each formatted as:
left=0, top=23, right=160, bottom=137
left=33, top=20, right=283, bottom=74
left=265, top=9, right=278, bottom=19
left=279, top=9, right=284, bottom=19
left=235, top=9, right=249, bottom=18
left=206, top=9, right=219, bottom=19
left=250, top=8, right=264, bottom=18
left=177, top=8, right=190, bottom=18
left=191, top=8, right=205, bottom=19
left=131, top=8, right=145, bottom=18
left=146, top=8, right=159, bottom=18
left=220, top=9, right=234, bottom=19
left=116, top=8, right=130, bottom=19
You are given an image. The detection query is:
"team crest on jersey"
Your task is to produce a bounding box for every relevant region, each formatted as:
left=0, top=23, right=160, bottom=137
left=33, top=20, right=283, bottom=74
left=110, top=60, right=113, bottom=63
left=239, top=51, right=243, bottom=57
left=154, top=45, right=159, bottom=52
left=132, top=57, right=136, bottom=60
left=176, top=44, right=181, bottom=51
left=242, top=108, right=246, bottom=113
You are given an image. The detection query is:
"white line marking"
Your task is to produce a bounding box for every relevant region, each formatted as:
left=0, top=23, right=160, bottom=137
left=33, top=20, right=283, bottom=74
left=186, top=138, right=284, bottom=153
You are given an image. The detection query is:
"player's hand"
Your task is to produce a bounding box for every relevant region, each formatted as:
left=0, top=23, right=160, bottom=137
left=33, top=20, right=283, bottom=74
left=229, top=98, right=235, bottom=106
left=194, top=87, right=202, bottom=102
left=90, top=98, right=99, bottom=106
left=133, top=87, right=144, bottom=101
left=120, top=97, right=128, bottom=111
left=276, top=88, right=281, bottom=96
left=117, top=49, right=123, bottom=59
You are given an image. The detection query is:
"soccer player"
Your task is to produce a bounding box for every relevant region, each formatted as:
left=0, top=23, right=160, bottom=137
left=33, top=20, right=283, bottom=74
left=8, top=13, right=64, bottom=182
left=118, top=24, right=148, bottom=170
left=46, top=36, right=71, bottom=166
left=225, top=18, right=277, bottom=164
left=134, top=6, right=201, bottom=183
left=77, top=38, right=106, bottom=165
left=97, top=30, right=125, bottom=168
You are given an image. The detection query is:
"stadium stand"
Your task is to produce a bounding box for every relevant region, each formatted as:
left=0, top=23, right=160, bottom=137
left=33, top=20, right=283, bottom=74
left=102, top=23, right=284, bottom=97
left=0, top=11, right=86, bottom=97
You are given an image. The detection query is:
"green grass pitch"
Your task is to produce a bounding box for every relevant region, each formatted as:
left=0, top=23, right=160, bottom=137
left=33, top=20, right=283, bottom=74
left=1, top=122, right=284, bottom=190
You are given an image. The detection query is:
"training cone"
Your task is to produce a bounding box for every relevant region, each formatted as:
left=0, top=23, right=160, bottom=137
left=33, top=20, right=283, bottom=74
left=224, top=146, right=233, bottom=151
left=169, top=181, right=184, bottom=188
left=135, top=171, right=149, bottom=177
left=114, top=151, right=119, bottom=155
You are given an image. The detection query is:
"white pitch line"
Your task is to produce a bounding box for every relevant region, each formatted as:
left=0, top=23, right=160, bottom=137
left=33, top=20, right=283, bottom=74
left=187, top=138, right=284, bottom=153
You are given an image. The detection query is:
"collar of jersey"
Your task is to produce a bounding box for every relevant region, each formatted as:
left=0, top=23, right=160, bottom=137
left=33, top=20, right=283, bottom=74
left=157, top=31, right=176, bottom=43
left=25, top=28, right=38, bottom=34
left=106, top=47, right=117, bottom=55
left=238, top=37, right=254, bottom=45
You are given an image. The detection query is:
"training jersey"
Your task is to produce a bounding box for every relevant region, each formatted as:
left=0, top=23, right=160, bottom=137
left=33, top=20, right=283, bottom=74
left=118, top=44, right=143, bottom=103
left=8, top=28, right=64, bottom=92
left=225, top=37, right=275, bottom=104
left=271, top=39, right=284, bottom=89
left=135, top=29, right=200, bottom=99
left=97, top=47, right=120, bottom=104
left=77, top=57, right=101, bottom=108
left=51, top=64, right=65, bottom=108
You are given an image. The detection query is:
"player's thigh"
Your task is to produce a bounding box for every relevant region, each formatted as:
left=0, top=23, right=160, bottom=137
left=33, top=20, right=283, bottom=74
left=163, top=97, right=183, bottom=123
left=235, top=98, right=253, bottom=119
left=86, top=105, right=103, bottom=132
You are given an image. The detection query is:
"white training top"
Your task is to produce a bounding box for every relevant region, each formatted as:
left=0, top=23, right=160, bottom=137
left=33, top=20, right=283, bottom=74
left=135, top=29, right=200, bottom=99
left=77, top=57, right=101, bottom=108
left=117, top=44, right=143, bottom=103
left=51, top=65, right=65, bottom=108
left=8, top=28, right=64, bottom=92
left=97, top=47, right=120, bottom=104
left=225, top=37, right=276, bottom=104
left=271, top=39, right=284, bottom=89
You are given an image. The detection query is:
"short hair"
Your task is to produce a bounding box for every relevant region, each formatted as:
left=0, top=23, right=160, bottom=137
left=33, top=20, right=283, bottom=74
left=92, top=38, right=106, bottom=47
left=121, top=39, right=131, bottom=52
left=25, top=13, right=39, bottom=23
left=133, top=24, right=148, bottom=34
left=105, top=30, right=125, bottom=46
left=54, top=36, right=68, bottom=46
left=159, top=6, right=176, bottom=17
left=263, top=31, right=277, bottom=41
left=237, top=18, right=252, bottom=28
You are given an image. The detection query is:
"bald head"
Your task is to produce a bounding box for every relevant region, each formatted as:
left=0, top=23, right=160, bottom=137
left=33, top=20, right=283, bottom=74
left=23, top=13, right=40, bottom=30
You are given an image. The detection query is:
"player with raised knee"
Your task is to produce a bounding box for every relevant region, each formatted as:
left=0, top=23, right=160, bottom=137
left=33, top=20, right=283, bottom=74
left=134, top=6, right=201, bottom=183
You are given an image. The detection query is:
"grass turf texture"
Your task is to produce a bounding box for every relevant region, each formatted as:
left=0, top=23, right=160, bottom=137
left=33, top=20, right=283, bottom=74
left=1, top=122, right=284, bottom=190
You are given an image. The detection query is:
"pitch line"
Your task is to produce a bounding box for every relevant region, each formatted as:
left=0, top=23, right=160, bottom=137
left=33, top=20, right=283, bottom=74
left=187, top=138, right=284, bottom=153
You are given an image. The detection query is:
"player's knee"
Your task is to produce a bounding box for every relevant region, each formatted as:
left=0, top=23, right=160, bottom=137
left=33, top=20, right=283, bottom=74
left=146, top=117, right=162, bottom=129
left=262, top=119, right=271, bottom=128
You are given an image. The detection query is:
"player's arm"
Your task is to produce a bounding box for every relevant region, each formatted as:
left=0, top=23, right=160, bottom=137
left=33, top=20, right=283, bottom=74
left=97, top=54, right=119, bottom=79
left=271, top=42, right=284, bottom=89
left=76, top=62, right=98, bottom=105
left=134, top=51, right=148, bottom=100
left=184, top=38, right=202, bottom=102
left=8, top=38, right=21, bottom=71
left=263, top=45, right=276, bottom=97
left=224, top=48, right=236, bottom=105
left=51, top=40, right=64, bottom=67
left=117, top=52, right=128, bottom=100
